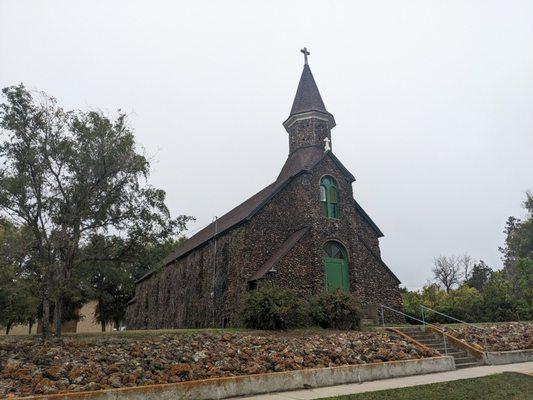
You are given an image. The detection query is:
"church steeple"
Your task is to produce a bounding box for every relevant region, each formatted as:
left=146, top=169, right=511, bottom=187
left=283, top=48, right=336, bottom=153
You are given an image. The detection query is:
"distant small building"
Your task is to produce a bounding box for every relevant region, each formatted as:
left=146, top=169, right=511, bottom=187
left=2, top=301, right=113, bottom=335
left=126, top=52, right=403, bottom=329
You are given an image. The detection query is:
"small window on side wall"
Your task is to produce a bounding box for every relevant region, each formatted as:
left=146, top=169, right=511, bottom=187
left=320, top=176, right=339, bottom=219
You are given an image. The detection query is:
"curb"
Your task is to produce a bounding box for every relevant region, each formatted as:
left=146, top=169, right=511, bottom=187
left=20, top=356, right=455, bottom=400
left=484, top=349, right=533, bottom=365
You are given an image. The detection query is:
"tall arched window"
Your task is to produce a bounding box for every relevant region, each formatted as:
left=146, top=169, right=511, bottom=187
left=320, top=176, right=339, bottom=218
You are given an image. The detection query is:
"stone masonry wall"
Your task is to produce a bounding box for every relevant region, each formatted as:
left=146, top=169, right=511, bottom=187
left=288, top=119, right=332, bottom=153
left=126, top=176, right=309, bottom=329
left=262, top=155, right=402, bottom=319
left=127, top=143, right=403, bottom=328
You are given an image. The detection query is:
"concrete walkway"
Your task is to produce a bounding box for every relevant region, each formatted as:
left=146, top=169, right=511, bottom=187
left=229, top=361, right=533, bottom=400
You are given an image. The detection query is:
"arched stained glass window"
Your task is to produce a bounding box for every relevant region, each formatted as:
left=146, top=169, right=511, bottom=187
left=323, top=241, right=347, bottom=260
left=320, top=176, right=339, bottom=218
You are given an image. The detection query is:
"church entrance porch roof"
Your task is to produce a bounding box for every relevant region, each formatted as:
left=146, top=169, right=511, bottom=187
left=249, top=226, right=311, bottom=282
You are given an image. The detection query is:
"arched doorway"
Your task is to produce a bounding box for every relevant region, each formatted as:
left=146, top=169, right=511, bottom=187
left=323, top=241, right=349, bottom=292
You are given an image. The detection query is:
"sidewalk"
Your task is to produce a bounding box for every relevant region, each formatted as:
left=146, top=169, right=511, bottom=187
left=228, top=361, right=533, bottom=400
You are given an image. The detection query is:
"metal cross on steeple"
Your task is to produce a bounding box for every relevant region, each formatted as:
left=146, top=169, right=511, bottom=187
left=300, top=47, right=310, bottom=65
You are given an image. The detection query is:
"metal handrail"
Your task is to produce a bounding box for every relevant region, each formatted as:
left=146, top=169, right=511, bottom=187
left=379, top=304, right=449, bottom=356
left=380, top=304, right=440, bottom=330
left=419, top=305, right=489, bottom=352
left=420, top=305, right=487, bottom=332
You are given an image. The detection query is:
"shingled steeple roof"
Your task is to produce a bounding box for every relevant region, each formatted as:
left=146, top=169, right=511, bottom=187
left=289, top=64, right=329, bottom=116
left=283, top=55, right=336, bottom=130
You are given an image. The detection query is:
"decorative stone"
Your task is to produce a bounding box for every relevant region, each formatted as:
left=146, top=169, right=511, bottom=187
left=0, top=330, right=440, bottom=396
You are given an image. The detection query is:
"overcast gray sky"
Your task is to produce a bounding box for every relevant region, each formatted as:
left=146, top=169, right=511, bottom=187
left=1, top=0, right=532, bottom=289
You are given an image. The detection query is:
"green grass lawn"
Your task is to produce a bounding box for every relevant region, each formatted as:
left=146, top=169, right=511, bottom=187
left=0, top=327, right=245, bottom=339
left=320, top=373, right=533, bottom=400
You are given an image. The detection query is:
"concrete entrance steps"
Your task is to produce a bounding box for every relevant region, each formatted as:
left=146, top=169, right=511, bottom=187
left=397, top=326, right=483, bottom=369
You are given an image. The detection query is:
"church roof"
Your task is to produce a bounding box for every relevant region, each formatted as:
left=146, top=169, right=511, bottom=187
left=354, top=200, right=384, bottom=238
left=162, top=146, right=328, bottom=264
left=136, top=146, right=317, bottom=283
left=289, top=65, right=329, bottom=116
left=284, top=64, right=336, bottom=129
left=136, top=146, right=366, bottom=284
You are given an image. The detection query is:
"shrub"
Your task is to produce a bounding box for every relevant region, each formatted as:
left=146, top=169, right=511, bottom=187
left=401, top=289, right=423, bottom=324
left=239, top=285, right=305, bottom=330
left=309, top=289, right=362, bottom=330
left=439, top=286, right=484, bottom=322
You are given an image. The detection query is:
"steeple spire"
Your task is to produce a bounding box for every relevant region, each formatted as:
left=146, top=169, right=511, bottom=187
left=283, top=49, right=336, bottom=153
left=288, top=64, right=329, bottom=117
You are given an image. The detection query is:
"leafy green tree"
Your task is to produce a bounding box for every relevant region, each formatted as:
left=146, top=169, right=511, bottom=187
left=439, top=286, right=483, bottom=322
left=0, top=268, right=39, bottom=334
left=85, top=261, right=131, bottom=331
left=481, top=271, right=516, bottom=321
left=78, top=237, right=185, bottom=330
left=464, top=260, right=493, bottom=291
left=0, top=84, right=193, bottom=338
left=0, top=219, right=39, bottom=334
left=506, top=257, right=533, bottom=321
left=402, top=284, right=482, bottom=323
left=493, top=192, right=533, bottom=321
left=400, top=288, right=423, bottom=323
left=0, top=87, right=57, bottom=338
left=400, top=284, right=447, bottom=323
left=419, top=283, right=448, bottom=310
left=500, top=192, right=533, bottom=270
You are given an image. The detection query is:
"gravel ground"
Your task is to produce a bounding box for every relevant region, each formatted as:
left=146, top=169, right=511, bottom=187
left=0, top=330, right=438, bottom=397
left=448, top=322, right=532, bottom=352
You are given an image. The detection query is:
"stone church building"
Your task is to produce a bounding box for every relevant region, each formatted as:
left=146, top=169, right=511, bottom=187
left=126, top=52, right=402, bottom=329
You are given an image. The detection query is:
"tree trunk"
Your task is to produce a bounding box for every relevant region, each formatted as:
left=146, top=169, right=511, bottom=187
left=54, top=287, right=63, bottom=339
left=101, top=320, right=106, bottom=332
left=28, top=319, right=33, bottom=335
left=54, top=260, right=71, bottom=339
left=5, top=323, right=11, bottom=335
left=41, top=268, right=52, bottom=340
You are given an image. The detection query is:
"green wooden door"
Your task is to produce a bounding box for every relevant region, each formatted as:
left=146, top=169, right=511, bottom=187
left=324, top=257, right=349, bottom=292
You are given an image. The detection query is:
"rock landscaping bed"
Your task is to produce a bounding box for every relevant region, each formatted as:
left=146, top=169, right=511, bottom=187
left=0, top=330, right=438, bottom=398
left=448, top=322, right=532, bottom=352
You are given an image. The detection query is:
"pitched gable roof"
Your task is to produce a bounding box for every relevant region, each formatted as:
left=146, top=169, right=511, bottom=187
left=357, top=235, right=401, bottom=284
left=136, top=146, right=380, bottom=284
left=162, top=147, right=324, bottom=265
left=354, top=200, right=384, bottom=238
left=136, top=146, right=322, bottom=284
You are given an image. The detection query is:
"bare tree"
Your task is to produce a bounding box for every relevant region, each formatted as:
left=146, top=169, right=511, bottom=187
left=432, top=255, right=461, bottom=293
left=458, top=254, right=473, bottom=281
